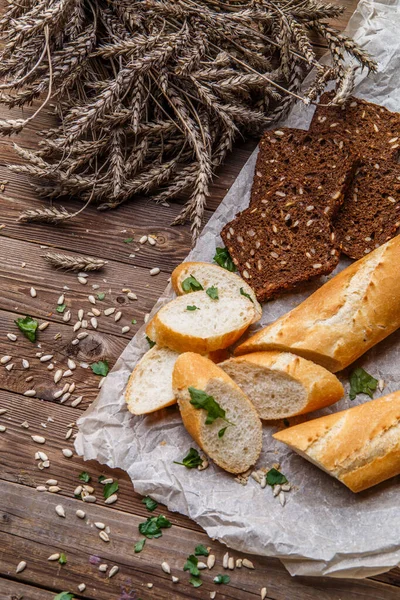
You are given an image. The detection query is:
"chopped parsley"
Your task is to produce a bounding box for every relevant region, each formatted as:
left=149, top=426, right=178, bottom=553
left=138, top=514, right=171, bottom=539
left=134, top=538, right=146, bottom=553
left=184, top=554, right=200, bottom=576
left=53, top=594, right=74, bottom=600
left=182, top=275, right=203, bottom=292
left=189, top=387, right=234, bottom=428
left=131, top=318, right=137, bottom=324
left=142, top=496, right=158, bottom=512
left=124, top=237, right=134, bottom=243
left=56, top=304, right=66, bottom=313
left=214, top=574, right=230, bottom=584
left=58, top=553, right=67, bottom=565
left=97, top=292, right=105, bottom=301
left=14, top=316, right=38, bottom=343
left=213, top=247, right=236, bottom=272
left=145, top=335, right=156, bottom=348
left=265, top=468, right=288, bottom=487
left=190, top=576, right=202, bottom=587
left=174, top=448, right=203, bottom=469
left=194, top=544, right=209, bottom=557
left=240, top=287, right=253, bottom=303
left=206, top=286, right=219, bottom=300
left=349, top=367, right=378, bottom=401
left=186, top=305, right=200, bottom=311
left=103, top=481, right=119, bottom=499
left=218, top=426, right=228, bottom=438
left=79, top=471, right=91, bottom=483
left=90, top=360, right=109, bottom=376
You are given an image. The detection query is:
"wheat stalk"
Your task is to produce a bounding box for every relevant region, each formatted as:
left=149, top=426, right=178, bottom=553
left=43, top=251, right=107, bottom=271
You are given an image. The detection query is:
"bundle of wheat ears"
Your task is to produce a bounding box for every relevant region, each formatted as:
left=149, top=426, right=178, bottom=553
left=0, top=0, right=376, bottom=240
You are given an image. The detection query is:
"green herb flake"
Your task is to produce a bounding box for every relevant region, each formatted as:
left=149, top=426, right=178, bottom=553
left=54, top=593, right=74, bottom=600
left=124, top=237, right=134, bottom=243
left=90, top=360, right=109, bottom=377
left=206, top=286, right=219, bottom=300
left=98, top=475, right=105, bottom=483
left=56, top=304, right=66, bottom=313
left=78, top=471, right=91, bottom=483
left=131, top=318, right=137, bottom=324
left=103, top=481, right=119, bottom=499
left=218, top=427, right=228, bottom=438
left=97, top=292, right=105, bottom=301
left=142, top=496, right=158, bottom=512
left=182, top=275, right=203, bottom=293
left=214, top=574, right=230, bottom=584
left=58, top=553, right=67, bottom=565
left=174, top=447, right=203, bottom=469
left=240, top=287, right=253, bottom=303
left=184, top=554, right=200, bottom=577
left=194, top=544, right=209, bottom=557
left=14, top=316, right=38, bottom=343
left=134, top=538, right=146, bottom=553
left=266, top=468, right=288, bottom=487
left=138, top=514, right=172, bottom=539
left=146, top=335, right=156, bottom=348
left=189, top=387, right=234, bottom=427
left=349, top=367, right=378, bottom=401
left=213, top=247, right=236, bottom=272
left=189, top=576, right=202, bottom=588
left=186, top=305, right=200, bottom=311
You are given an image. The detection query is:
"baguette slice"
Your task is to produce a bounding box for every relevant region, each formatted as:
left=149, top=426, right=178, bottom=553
left=236, top=235, right=400, bottom=372
left=146, top=290, right=256, bottom=354
left=273, top=391, right=400, bottom=493
left=172, top=261, right=262, bottom=322
left=219, top=352, right=343, bottom=420
left=125, top=346, right=228, bottom=415
left=173, top=353, right=263, bottom=474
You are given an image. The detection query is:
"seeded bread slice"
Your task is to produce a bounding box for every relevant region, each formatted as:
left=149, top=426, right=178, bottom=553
left=310, top=92, right=400, bottom=163
left=334, top=163, right=400, bottom=259
left=221, top=187, right=340, bottom=301
left=251, top=128, right=358, bottom=219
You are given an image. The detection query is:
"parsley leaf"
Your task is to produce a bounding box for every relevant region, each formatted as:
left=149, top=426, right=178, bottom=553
left=190, top=576, right=202, bottom=588
left=349, top=367, right=378, bottom=401
left=134, top=538, right=146, bottom=553
left=90, top=360, right=109, bottom=376
left=103, top=481, right=119, bottom=499
left=124, top=237, right=134, bottom=243
left=146, top=335, right=156, bottom=348
left=54, top=593, right=74, bottom=600
left=182, top=275, right=203, bottom=293
left=213, top=247, right=236, bottom=272
left=189, top=387, right=234, bottom=426
left=14, top=316, right=38, bottom=343
left=214, top=574, right=230, bottom=584
left=131, top=318, right=137, bottom=324
left=56, top=304, right=66, bottom=313
left=79, top=471, right=91, bottom=483
left=142, top=496, right=158, bottom=512
left=138, top=515, right=172, bottom=539
left=174, top=447, right=203, bottom=469
left=240, top=287, right=253, bottom=303
left=184, top=554, right=200, bottom=576
left=58, top=553, right=67, bottom=565
left=194, top=545, right=209, bottom=557
left=218, top=427, right=228, bottom=438
left=186, top=305, right=200, bottom=311
left=266, top=468, right=287, bottom=487
left=97, top=293, right=105, bottom=301
left=206, top=286, right=219, bottom=300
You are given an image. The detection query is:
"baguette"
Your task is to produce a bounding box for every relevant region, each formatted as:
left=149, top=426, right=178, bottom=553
left=125, top=346, right=228, bottom=415
left=173, top=353, right=263, bottom=474
left=171, top=261, right=262, bottom=322
left=219, top=352, right=344, bottom=420
left=146, top=289, right=256, bottom=354
left=273, top=391, right=400, bottom=493
left=236, top=235, right=400, bottom=372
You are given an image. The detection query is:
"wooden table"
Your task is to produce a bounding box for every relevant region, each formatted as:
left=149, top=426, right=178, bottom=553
left=1, top=3, right=400, bottom=600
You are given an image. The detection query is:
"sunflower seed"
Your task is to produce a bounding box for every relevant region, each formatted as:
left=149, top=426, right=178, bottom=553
left=104, top=493, right=118, bottom=505
left=54, top=369, right=63, bottom=384
left=48, top=553, right=60, bottom=561
left=95, top=522, right=105, bottom=530
left=63, top=310, right=71, bottom=322
left=31, top=435, right=45, bottom=444
left=108, top=565, right=119, bottom=578
left=198, top=561, right=207, bottom=570
left=36, top=485, right=47, bottom=492
left=55, top=505, right=66, bottom=518
left=65, top=428, right=73, bottom=440
left=21, top=359, right=30, bottom=370
left=71, top=396, right=83, bottom=407
left=210, top=593, right=216, bottom=599
left=147, top=583, right=153, bottom=589
left=63, top=370, right=73, bottom=378
left=60, top=392, right=70, bottom=404
left=104, top=307, right=115, bottom=316
left=148, top=236, right=157, bottom=246
left=98, top=377, right=106, bottom=389
left=30, top=287, right=37, bottom=297
left=207, top=554, right=215, bottom=569
left=223, top=552, right=229, bottom=569
left=242, top=559, right=254, bottom=569
left=279, top=491, right=286, bottom=506
left=281, top=483, right=291, bottom=492
left=46, top=479, right=58, bottom=486
left=261, top=587, right=268, bottom=599
left=62, top=448, right=73, bottom=458
left=0, top=409, right=6, bottom=415
left=99, top=563, right=108, bottom=572
left=37, top=451, right=48, bottom=461
left=77, top=331, right=88, bottom=339
left=78, top=584, right=86, bottom=592
left=5, top=363, right=14, bottom=371
left=150, top=267, right=160, bottom=276
left=83, top=484, right=94, bottom=493
left=121, top=326, right=130, bottom=334
left=273, top=485, right=281, bottom=497
left=228, top=557, right=235, bottom=570
left=7, top=333, right=17, bottom=341
left=90, top=317, right=98, bottom=329
left=49, top=486, right=61, bottom=493
left=139, top=235, right=148, bottom=244
left=88, top=295, right=96, bottom=305
left=161, top=561, right=171, bottom=574
left=73, top=321, right=81, bottom=332
left=99, top=531, right=110, bottom=542
left=92, top=307, right=101, bottom=317
left=42, top=460, right=50, bottom=468
left=47, top=363, right=54, bottom=370
left=99, top=478, right=113, bottom=485
left=114, top=311, right=122, bottom=322
left=172, top=575, right=179, bottom=583
left=1, top=356, right=12, bottom=364
left=74, top=486, right=83, bottom=497
left=76, top=509, right=86, bottom=519
left=38, top=321, right=49, bottom=331
left=16, top=561, right=27, bottom=573
left=61, top=383, right=69, bottom=393
left=0, top=425, right=6, bottom=432
left=69, top=382, right=76, bottom=393
left=127, top=292, right=137, bottom=300
left=40, top=354, right=53, bottom=362
left=81, top=319, right=88, bottom=328
left=236, top=558, right=243, bottom=568
left=71, top=338, right=79, bottom=345
left=83, top=495, right=97, bottom=503
left=78, top=276, right=87, bottom=285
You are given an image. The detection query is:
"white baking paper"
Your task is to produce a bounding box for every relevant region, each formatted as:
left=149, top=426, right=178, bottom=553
left=75, top=0, right=400, bottom=578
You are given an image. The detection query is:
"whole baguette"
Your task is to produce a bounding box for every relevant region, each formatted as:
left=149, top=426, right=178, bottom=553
left=236, top=235, right=400, bottom=371
left=273, top=391, right=400, bottom=493
left=219, top=351, right=344, bottom=420
left=173, top=353, right=262, bottom=474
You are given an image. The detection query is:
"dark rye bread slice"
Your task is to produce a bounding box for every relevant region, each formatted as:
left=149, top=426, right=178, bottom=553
left=310, top=92, right=400, bottom=163
left=251, top=128, right=358, bottom=219
left=334, top=163, right=400, bottom=259
left=221, top=193, right=340, bottom=302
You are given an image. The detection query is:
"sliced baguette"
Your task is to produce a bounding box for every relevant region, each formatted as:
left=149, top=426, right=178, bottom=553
left=173, top=353, right=263, bottom=474
left=146, top=290, right=256, bottom=354
left=172, top=261, right=262, bottom=322
left=273, top=391, right=400, bottom=493
left=236, top=235, right=400, bottom=372
left=219, top=352, right=344, bottom=420
left=125, top=346, right=228, bottom=415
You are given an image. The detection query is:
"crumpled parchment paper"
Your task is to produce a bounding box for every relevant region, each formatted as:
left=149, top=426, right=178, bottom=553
left=75, top=0, right=400, bottom=578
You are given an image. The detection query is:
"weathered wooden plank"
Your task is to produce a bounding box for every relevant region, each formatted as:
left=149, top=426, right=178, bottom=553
left=2, top=480, right=400, bottom=600
left=0, top=578, right=57, bottom=600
